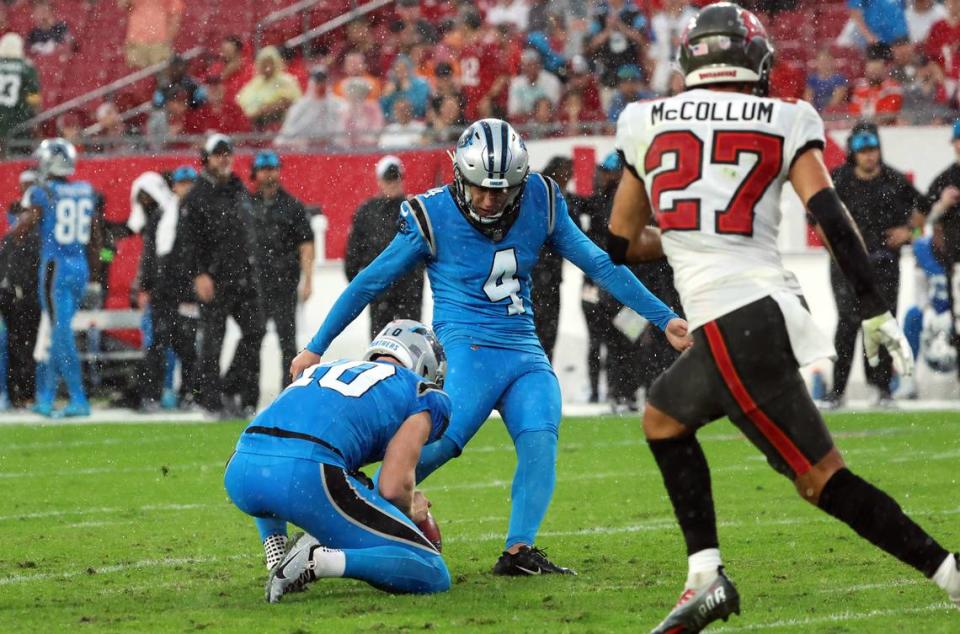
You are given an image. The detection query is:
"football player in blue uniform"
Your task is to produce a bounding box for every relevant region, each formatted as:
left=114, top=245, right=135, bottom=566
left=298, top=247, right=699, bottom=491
left=5, top=138, right=99, bottom=417
left=226, top=320, right=451, bottom=602
left=291, top=119, right=691, bottom=575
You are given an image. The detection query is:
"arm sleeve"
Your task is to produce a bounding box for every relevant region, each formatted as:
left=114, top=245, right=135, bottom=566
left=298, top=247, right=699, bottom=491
left=548, top=188, right=678, bottom=330
left=306, top=229, right=426, bottom=355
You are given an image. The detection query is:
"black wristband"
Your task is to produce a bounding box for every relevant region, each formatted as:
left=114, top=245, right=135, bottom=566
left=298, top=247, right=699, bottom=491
left=807, top=188, right=887, bottom=318
left=607, top=233, right=629, bottom=265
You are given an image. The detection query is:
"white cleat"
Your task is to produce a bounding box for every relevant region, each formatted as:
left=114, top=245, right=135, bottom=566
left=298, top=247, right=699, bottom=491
left=265, top=533, right=321, bottom=603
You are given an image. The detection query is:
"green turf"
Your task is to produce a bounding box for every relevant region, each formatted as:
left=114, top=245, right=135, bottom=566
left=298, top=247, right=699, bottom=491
left=1, top=411, right=959, bottom=632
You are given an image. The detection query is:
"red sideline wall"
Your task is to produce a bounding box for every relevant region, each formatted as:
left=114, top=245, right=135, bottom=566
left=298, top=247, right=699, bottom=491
left=0, top=149, right=453, bottom=307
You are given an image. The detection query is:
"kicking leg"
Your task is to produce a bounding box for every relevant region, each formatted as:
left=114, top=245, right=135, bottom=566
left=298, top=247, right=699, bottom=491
left=494, top=363, right=573, bottom=575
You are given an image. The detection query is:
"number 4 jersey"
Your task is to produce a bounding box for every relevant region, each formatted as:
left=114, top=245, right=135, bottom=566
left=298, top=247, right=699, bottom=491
left=25, top=179, right=96, bottom=265
left=616, top=88, right=825, bottom=330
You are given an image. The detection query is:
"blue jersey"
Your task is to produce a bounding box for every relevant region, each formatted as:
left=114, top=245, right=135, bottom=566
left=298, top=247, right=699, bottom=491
left=235, top=359, right=451, bottom=471
left=307, top=175, right=677, bottom=355
left=26, top=179, right=96, bottom=264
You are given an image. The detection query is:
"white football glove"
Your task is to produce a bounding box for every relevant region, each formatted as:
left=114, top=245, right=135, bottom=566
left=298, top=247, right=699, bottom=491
left=862, top=311, right=914, bottom=377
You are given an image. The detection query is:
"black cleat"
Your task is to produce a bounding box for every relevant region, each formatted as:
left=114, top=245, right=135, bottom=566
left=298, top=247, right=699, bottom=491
left=492, top=545, right=577, bottom=576
left=650, top=568, right=740, bottom=633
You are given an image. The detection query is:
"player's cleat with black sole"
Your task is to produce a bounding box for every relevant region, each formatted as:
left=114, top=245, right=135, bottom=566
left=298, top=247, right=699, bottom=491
left=492, top=545, right=577, bottom=576
left=650, top=568, right=740, bottom=634
left=265, top=533, right=320, bottom=603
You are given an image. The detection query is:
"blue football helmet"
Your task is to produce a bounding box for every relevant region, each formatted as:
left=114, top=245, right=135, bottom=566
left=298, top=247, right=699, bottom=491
left=35, top=137, right=77, bottom=178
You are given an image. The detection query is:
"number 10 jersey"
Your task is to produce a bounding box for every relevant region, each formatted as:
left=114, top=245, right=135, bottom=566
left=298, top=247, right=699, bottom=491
left=615, top=88, right=825, bottom=330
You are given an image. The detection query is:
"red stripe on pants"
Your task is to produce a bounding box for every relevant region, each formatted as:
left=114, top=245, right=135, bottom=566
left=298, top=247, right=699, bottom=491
left=703, top=321, right=812, bottom=476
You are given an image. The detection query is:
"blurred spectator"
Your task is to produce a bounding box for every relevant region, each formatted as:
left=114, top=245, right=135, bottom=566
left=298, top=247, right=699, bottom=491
left=395, top=0, right=439, bottom=45
left=189, top=74, right=250, bottom=134
left=209, top=36, right=253, bottom=107
left=327, top=19, right=382, bottom=77
left=587, top=0, right=649, bottom=97
left=153, top=54, right=207, bottom=109
left=486, top=0, right=530, bottom=31
left=850, top=44, right=904, bottom=122
left=147, top=86, right=191, bottom=149
left=804, top=50, right=849, bottom=112
left=425, top=94, right=464, bottom=144
left=648, top=0, right=697, bottom=95
left=249, top=150, right=314, bottom=389
left=380, top=54, right=431, bottom=121
left=276, top=67, right=346, bottom=148
left=907, top=0, right=948, bottom=44
left=900, top=59, right=954, bottom=123
left=342, top=79, right=384, bottom=147
left=607, top=64, right=656, bottom=122
left=430, top=61, right=465, bottom=109
left=525, top=95, right=562, bottom=136
left=526, top=13, right=569, bottom=77
left=120, top=0, right=183, bottom=69
left=235, top=46, right=302, bottom=131
left=95, top=102, right=128, bottom=138
left=847, top=0, right=909, bottom=48
left=56, top=111, right=84, bottom=147
left=508, top=49, right=561, bottom=118
left=344, top=155, right=423, bottom=338
left=450, top=11, right=510, bottom=119
left=564, top=54, right=604, bottom=119
left=925, top=0, right=960, bottom=100
left=558, top=90, right=597, bottom=135
left=334, top=52, right=381, bottom=102
left=0, top=33, right=40, bottom=150
left=379, top=97, right=426, bottom=149
left=0, top=170, right=40, bottom=407
left=26, top=0, right=72, bottom=56
left=890, top=38, right=920, bottom=83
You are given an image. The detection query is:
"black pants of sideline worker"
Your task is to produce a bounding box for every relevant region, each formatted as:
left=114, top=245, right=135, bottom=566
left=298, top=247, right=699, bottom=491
left=263, top=287, right=297, bottom=388
left=142, top=300, right=197, bottom=405
left=533, top=279, right=561, bottom=362
left=0, top=291, right=39, bottom=407
left=197, top=284, right=265, bottom=412
left=829, top=259, right=900, bottom=398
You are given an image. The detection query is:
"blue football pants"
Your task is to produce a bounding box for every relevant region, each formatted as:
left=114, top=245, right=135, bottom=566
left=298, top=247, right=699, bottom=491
left=224, top=451, right=450, bottom=594
left=37, top=258, right=88, bottom=407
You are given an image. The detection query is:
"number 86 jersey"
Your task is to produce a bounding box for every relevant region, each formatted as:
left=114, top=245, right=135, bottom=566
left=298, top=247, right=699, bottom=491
left=25, top=179, right=96, bottom=265
left=615, top=88, right=825, bottom=330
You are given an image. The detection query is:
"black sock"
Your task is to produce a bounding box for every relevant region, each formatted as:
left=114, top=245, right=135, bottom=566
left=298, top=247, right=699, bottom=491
left=818, top=468, right=948, bottom=577
left=648, top=435, right=718, bottom=555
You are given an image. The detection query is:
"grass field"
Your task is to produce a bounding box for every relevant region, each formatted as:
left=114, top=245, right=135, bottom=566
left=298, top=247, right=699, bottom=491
left=1, top=411, right=960, bottom=632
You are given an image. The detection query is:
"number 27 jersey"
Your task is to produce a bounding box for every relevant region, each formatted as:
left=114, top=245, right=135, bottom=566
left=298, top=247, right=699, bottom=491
left=615, top=88, right=825, bottom=330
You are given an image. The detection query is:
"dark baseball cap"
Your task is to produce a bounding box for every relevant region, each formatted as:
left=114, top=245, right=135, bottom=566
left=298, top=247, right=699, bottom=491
left=204, top=133, right=233, bottom=155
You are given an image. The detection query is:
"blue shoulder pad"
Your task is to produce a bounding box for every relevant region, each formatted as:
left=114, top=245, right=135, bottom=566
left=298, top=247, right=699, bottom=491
left=399, top=196, right=437, bottom=258
left=416, top=380, right=451, bottom=442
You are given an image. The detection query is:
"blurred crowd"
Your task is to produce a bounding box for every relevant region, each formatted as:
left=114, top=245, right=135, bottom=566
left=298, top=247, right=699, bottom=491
left=0, top=1, right=957, bottom=154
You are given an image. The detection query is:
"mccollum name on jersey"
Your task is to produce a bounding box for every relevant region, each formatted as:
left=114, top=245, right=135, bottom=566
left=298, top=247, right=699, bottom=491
left=650, top=99, right=774, bottom=125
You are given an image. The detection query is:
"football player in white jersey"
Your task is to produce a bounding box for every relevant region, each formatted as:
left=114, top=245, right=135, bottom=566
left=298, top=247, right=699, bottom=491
left=608, top=3, right=960, bottom=632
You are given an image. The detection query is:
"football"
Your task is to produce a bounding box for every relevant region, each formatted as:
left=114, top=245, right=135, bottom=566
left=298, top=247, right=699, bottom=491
left=417, top=510, right=443, bottom=552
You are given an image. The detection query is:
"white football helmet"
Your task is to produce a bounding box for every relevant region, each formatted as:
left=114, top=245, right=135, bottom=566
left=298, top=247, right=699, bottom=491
left=363, top=319, right=447, bottom=387
left=452, top=118, right=529, bottom=225
left=35, top=137, right=77, bottom=178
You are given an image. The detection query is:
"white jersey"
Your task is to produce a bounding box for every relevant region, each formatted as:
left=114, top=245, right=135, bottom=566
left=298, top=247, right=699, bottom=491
left=616, top=88, right=825, bottom=331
